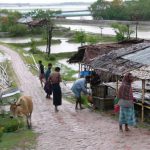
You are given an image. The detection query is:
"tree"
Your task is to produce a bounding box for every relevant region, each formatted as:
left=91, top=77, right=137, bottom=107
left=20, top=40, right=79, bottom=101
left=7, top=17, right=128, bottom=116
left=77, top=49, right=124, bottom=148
left=0, top=10, right=22, bottom=32
left=74, top=31, right=87, bottom=46
left=111, top=23, right=134, bottom=42
left=8, top=24, right=28, bottom=36
left=25, top=9, right=60, bottom=56
left=89, top=0, right=150, bottom=21
left=89, top=0, right=110, bottom=20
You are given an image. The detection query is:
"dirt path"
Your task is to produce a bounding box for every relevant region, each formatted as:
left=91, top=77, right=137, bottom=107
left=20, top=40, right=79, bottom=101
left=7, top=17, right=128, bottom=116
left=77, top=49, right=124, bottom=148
left=0, top=44, right=150, bottom=150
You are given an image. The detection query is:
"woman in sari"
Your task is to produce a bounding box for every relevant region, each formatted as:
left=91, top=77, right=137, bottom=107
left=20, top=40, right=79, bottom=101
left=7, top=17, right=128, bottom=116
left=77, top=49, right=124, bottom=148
left=118, top=73, right=136, bottom=131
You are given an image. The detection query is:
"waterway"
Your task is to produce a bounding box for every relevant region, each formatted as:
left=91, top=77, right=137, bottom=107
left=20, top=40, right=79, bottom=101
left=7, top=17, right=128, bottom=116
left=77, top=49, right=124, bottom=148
left=59, top=24, right=150, bottom=40
left=0, top=37, right=80, bottom=53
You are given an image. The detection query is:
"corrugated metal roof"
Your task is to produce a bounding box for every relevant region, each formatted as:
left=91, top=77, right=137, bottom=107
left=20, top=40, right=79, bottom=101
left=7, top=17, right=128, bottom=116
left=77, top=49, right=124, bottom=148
left=123, top=47, right=150, bottom=65
left=17, top=17, right=33, bottom=24
left=88, top=42, right=150, bottom=79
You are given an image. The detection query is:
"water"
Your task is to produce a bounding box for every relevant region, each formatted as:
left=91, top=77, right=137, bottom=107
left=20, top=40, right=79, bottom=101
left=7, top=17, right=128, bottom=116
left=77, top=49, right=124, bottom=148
left=60, top=24, right=115, bottom=35
left=0, top=4, right=91, bottom=13
left=0, top=37, right=41, bottom=43
left=58, top=59, right=79, bottom=71
left=60, top=24, right=150, bottom=39
left=0, top=37, right=80, bottom=53
left=24, top=38, right=80, bottom=53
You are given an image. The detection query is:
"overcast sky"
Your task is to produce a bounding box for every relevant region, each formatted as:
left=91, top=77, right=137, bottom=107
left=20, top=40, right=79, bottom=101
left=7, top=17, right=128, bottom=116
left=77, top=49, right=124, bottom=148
left=0, top=0, right=99, bottom=3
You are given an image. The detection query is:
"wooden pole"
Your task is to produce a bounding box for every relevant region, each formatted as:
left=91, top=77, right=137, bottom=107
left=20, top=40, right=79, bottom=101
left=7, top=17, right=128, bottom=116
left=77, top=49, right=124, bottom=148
left=141, top=79, right=145, bottom=122
left=135, top=21, right=138, bottom=40
left=48, top=26, right=53, bottom=56
left=79, top=63, right=81, bottom=78
left=116, top=75, right=119, bottom=96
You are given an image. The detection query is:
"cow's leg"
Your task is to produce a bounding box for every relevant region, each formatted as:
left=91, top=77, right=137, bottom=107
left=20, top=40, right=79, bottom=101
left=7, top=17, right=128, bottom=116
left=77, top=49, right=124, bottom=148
left=29, top=114, right=32, bottom=128
left=27, top=116, right=30, bottom=129
left=27, top=116, right=31, bottom=129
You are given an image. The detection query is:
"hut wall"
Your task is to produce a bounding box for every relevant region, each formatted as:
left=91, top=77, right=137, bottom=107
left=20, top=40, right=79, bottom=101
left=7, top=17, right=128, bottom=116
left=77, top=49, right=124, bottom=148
left=92, top=85, right=116, bottom=110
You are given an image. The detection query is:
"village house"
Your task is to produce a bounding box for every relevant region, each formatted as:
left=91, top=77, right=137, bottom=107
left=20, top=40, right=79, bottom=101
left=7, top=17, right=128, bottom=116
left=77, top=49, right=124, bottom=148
left=68, top=40, right=150, bottom=122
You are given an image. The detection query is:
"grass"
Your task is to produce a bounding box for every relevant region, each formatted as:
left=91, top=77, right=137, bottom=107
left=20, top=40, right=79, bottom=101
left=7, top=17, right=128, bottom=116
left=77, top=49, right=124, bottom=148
left=0, top=129, right=37, bottom=150
left=2, top=43, right=78, bottom=80
left=0, top=114, right=37, bottom=150
left=68, top=34, right=116, bottom=43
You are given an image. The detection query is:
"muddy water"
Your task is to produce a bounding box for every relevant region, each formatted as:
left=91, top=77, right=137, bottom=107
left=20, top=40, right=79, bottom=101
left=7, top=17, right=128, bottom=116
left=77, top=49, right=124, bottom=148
left=0, top=37, right=80, bottom=54
left=60, top=24, right=150, bottom=39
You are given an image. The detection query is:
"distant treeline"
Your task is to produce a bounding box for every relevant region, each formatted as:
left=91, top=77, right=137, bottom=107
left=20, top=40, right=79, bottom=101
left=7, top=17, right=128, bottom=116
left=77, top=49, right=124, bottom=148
left=89, top=0, right=150, bottom=21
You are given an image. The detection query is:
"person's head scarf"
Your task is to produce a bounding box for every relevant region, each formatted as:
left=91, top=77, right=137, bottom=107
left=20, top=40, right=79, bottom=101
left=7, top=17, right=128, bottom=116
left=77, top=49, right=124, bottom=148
left=118, top=73, right=133, bottom=100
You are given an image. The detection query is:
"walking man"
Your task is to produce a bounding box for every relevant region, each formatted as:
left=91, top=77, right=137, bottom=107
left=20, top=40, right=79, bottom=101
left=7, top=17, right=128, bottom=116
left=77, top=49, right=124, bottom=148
left=50, top=67, right=62, bottom=112
left=38, top=60, right=45, bottom=87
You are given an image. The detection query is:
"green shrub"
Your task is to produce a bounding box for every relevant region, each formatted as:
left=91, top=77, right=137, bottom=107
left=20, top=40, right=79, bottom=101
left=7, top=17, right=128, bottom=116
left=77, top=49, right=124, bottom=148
left=8, top=24, right=28, bottom=36
left=44, top=55, right=56, bottom=61
left=111, top=23, right=134, bottom=42
left=0, top=116, right=24, bottom=132
left=87, top=35, right=98, bottom=44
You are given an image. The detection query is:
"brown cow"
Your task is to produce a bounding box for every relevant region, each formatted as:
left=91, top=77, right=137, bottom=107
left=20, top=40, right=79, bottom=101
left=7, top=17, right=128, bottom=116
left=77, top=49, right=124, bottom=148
left=10, top=96, right=33, bottom=129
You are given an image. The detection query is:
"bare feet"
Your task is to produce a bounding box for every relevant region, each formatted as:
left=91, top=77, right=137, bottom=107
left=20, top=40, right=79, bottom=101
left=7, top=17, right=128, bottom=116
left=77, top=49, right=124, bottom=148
left=119, top=125, right=123, bottom=132
left=125, top=124, right=130, bottom=131
left=125, top=127, right=130, bottom=131
left=75, top=107, right=78, bottom=110
left=80, top=107, right=85, bottom=110
left=55, top=106, right=59, bottom=112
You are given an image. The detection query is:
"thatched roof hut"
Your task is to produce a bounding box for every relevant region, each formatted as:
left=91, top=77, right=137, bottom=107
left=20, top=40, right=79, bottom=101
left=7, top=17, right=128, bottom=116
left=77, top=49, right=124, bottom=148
left=27, top=19, right=49, bottom=28
left=68, top=43, right=136, bottom=64
left=68, top=40, right=150, bottom=80
left=68, top=41, right=150, bottom=120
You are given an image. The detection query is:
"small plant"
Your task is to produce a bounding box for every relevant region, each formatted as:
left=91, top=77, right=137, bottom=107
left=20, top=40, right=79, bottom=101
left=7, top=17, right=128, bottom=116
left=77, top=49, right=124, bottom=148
left=29, top=38, right=41, bottom=54
left=44, top=55, right=56, bottom=61
left=0, top=115, right=24, bottom=132
left=87, top=35, right=98, bottom=44
left=74, top=30, right=87, bottom=46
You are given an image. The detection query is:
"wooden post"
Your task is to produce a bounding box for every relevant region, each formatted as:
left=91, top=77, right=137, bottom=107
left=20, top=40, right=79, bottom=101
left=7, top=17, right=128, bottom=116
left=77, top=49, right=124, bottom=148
left=48, top=26, right=53, bottom=56
left=141, top=79, right=145, bottom=122
left=116, top=75, right=119, bottom=96
left=79, top=63, right=81, bottom=78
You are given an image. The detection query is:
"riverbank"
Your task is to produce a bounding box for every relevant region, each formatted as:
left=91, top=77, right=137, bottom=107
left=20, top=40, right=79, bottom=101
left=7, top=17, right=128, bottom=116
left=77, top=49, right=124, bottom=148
left=54, top=18, right=150, bottom=27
